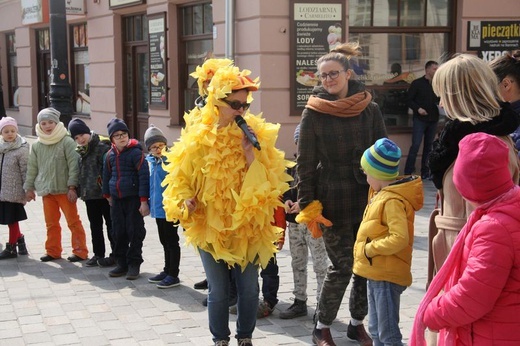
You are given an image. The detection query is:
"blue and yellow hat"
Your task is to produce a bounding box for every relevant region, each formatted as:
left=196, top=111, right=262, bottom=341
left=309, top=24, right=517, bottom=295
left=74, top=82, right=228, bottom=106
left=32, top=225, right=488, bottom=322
left=361, top=138, right=401, bottom=181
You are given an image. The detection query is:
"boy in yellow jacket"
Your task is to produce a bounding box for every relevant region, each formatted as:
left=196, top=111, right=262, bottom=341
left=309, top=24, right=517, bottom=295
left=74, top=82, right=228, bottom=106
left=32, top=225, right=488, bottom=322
left=353, top=138, right=423, bottom=345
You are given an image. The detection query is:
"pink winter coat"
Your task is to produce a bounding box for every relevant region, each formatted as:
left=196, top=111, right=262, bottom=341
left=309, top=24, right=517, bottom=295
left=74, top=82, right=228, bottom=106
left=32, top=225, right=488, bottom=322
left=423, top=190, right=520, bottom=344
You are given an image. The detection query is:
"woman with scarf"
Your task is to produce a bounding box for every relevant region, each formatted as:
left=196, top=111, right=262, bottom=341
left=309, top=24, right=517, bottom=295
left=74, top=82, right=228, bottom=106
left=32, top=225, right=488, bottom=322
left=296, top=41, right=387, bottom=346
left=426, top=54, right=520, bottom=286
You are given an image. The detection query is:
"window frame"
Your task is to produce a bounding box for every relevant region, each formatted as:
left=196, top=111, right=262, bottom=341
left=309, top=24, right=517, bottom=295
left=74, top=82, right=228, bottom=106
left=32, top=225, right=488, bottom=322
left=177, top=1, right=213, bottom=127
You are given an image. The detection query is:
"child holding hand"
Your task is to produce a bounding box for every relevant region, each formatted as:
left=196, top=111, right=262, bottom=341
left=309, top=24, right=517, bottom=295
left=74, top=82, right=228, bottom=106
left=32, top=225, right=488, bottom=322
left=0, top=117, right=29, bottom=259
left=24, top=107, right=89, bottom=262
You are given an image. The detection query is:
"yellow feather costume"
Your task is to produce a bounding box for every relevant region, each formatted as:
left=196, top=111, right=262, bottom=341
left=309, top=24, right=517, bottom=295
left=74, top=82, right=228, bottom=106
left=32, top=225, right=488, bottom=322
left=162, top=64, right=293, bottom=269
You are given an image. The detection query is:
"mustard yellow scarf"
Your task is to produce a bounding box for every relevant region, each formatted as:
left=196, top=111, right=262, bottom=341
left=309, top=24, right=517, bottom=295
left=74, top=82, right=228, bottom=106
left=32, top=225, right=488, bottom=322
left=305, top=90, right=372, bottom=118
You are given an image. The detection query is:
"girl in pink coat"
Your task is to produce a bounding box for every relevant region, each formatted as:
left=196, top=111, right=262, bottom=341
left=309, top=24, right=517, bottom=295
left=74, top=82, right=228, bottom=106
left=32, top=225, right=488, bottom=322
left=411, top=132, right=520, bottom=345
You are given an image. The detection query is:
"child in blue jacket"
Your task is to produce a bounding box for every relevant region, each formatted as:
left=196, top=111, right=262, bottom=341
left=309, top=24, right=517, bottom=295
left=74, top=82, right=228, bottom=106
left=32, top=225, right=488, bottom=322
left=144, top=125, right=181, bottom=289
left=102, top=118, right=149, bottom=280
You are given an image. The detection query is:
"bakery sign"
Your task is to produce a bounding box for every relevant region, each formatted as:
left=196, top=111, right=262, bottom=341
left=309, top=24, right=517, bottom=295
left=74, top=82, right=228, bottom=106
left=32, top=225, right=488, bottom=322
left=468, top=20, right=520, bottom=61
left=22, top=0, right=85, bottom=25
left=290, top=0, right=344, bottom=116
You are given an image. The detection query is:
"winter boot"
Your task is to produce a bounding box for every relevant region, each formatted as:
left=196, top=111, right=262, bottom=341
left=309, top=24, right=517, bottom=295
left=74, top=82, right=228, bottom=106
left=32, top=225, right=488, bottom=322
left=0, top=243, right=18, bottom=260
left=17, top=235, right=28, bottom=255
left=279, top=298, right=308, bottom=319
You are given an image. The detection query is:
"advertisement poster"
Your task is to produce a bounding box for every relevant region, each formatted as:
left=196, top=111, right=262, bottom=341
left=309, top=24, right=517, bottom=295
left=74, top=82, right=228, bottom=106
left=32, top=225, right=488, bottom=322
left=290, top=0, right=343, bottom=115
left=468, top=21, right=520, bottom=61
left=148, top=14, right=167, bottom=109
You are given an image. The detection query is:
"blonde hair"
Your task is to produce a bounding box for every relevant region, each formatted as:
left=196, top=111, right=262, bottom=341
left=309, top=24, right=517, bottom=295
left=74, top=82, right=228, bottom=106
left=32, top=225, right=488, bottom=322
left=317, top=41, right=362, bottom=71
left=432, top=54, right=501, bottom=125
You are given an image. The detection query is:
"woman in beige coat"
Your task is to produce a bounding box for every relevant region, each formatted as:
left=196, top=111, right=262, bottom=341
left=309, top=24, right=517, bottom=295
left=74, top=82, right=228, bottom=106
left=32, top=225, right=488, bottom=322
left=427, top=54, right=520, bottom=285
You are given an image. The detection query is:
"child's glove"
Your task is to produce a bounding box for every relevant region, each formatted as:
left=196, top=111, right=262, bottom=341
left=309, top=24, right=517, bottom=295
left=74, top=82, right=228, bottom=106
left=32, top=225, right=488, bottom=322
left=295, top=200, right=333, bottom=238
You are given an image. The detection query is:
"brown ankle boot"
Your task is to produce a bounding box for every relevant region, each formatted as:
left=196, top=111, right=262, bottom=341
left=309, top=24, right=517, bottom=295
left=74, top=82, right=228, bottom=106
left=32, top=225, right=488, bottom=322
left=312, top=327, right=336, bottom=346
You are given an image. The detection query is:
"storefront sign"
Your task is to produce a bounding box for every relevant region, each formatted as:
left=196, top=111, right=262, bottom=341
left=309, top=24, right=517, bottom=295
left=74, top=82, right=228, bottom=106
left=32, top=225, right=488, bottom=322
left=21, top=0, right=48, bottom=25
left=148, top=13, right=167, bottom=109
left=468, top=20, right=520, bottom=61
left=109, top=0, right=145, bottom=9
left=66, top=0, right=86, bottom=15
left=290, top=0, right=343, bottom=115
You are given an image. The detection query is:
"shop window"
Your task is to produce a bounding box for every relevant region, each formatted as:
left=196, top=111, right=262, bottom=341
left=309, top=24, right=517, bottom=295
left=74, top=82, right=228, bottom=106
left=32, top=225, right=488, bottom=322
left=351, top=0, right=450, bottom=27
left=179, top=2, right=213, bottom=126
left=6, top=33, right=18, bottom=108
left=350, top=32, right=448, bottom=128
left=349, top=0, right=453, bottom=129
left=71, top=23, right=90, bottom=114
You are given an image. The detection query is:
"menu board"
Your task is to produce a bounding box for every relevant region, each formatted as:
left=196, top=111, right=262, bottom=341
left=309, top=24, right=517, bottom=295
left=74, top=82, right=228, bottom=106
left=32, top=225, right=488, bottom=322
left=290, top=0, right=343, bottom=115
left=148, top=14, right=167, bottom=109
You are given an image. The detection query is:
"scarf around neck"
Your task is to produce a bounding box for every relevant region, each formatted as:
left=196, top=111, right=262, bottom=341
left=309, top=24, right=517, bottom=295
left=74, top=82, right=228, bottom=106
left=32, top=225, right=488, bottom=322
left=35, top=122, right=68, bottom=145
left=305, top=90, right=372, bottom=118
left=410, top=185, right=520, bottom=345
left=0, top=134, right=26, bottom=154
left=428, top=104, right=520, bottom=189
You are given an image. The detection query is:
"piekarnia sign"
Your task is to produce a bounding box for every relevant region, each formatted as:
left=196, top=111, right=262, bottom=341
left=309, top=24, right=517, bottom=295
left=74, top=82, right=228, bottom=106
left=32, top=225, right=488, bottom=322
left=468, top=20, right=520, bottom=61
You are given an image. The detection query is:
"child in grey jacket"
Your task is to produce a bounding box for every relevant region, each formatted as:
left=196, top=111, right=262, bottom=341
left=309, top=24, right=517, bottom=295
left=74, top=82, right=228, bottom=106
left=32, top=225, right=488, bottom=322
left=0, top=117, right=29, bottom=259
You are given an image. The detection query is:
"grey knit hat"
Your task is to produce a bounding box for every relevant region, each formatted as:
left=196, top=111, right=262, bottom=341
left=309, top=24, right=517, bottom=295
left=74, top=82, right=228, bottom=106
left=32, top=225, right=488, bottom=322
left=37, top=107, right=61, bottom=124
left=144, top=125, right=167, bottom=149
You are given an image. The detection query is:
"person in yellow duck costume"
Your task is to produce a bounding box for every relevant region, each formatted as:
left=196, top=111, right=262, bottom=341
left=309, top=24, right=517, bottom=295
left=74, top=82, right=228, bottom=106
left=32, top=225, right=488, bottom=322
left=162, top=63, right=292, bottom=346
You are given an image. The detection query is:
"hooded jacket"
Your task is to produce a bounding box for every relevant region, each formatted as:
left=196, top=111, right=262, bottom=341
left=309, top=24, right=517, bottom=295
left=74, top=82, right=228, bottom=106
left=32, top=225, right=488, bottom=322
left=413, top=133, right=520, bottom=345
left=146, top=153, right=169, bottom=219
left=353, top=176, right=423, bottom=287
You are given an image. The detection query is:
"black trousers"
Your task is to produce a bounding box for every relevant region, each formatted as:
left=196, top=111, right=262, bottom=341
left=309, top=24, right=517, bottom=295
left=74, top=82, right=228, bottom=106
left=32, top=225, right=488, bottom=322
left=111, top=196, right=146, bottom=267
left=85, top=198, right=113, bottom=258
left=156, top=218, right=181, bottom=277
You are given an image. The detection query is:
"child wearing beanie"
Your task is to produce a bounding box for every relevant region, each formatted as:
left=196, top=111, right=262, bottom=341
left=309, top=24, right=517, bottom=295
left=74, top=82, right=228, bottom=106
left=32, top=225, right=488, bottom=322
left=24, top=107, right=89, bottom=262
left=143, top=125, right=182, bottom=289
left=68, top=118, right=115, bottom=267
left=412, top=133, right=520, bottom=345
left=354, top=137, right=424, bottom=345
left=102, top=118, right=149, bottom=280
left=0, top=117, right=30, bottom=259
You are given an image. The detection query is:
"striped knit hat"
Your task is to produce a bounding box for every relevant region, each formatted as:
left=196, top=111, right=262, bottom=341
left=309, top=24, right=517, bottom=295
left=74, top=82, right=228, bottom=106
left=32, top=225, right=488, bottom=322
left=360, top=138, right=401, bottom=181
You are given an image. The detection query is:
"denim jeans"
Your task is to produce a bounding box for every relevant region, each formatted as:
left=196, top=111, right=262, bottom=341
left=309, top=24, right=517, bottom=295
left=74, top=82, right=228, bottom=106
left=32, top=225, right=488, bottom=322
left=199, top=249, right=259, bottom=343
left=367, top=279, right=406, bottom=346
left=404, top=117, right=438, bottom=176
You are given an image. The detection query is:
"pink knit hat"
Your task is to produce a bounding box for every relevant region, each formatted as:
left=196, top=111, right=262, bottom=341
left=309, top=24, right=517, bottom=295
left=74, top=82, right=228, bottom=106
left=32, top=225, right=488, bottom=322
left=0, top=117, right=18, bottom=132
left=454, top=132, right=514, bottom=204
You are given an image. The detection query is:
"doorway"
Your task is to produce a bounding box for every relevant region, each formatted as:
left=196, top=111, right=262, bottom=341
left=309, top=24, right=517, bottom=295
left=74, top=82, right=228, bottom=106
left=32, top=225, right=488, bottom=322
left=123, top=14, right=149, bottom=141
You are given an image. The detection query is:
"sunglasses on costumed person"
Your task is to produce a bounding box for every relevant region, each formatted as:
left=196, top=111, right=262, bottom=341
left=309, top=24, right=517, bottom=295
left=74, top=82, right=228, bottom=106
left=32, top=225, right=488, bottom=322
left=222, top=99, right=251, bottom=111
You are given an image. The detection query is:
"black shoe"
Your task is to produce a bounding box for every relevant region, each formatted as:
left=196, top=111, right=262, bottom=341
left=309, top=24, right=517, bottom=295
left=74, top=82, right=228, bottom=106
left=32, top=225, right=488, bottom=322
left=194, top=278, right=208, bottom=290
left=202, top=297, right=208, bottom=307
left=126, top=265, right=140, bottom=280
left=109, top=265, right=128, bottom=277
left=237, top=338, right=253, bottom=346
left=17, top=235, right=28, bottom=255
left=40, top=254, right=60, bottom=262
left=279, top=298, right=308, bottom=319
left=67, top=255, right=85, bottom=262
left=0, top=243, right=17, bottom=260
left=97, top=256, right=116, bottom=267
left=85, top=256, right=100, bottom=267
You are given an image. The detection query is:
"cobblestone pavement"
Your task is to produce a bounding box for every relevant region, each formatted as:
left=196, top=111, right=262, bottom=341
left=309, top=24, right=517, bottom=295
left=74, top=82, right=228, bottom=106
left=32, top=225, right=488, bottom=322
left=0, top=162, right=437, bottom=345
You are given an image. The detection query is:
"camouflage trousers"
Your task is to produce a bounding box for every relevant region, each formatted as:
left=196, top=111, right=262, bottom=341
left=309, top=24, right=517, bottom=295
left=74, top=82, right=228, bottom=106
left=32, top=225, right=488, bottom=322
left=287, top=222, right=328, bottom=302
left=316, top=221, right=368, bottom=325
